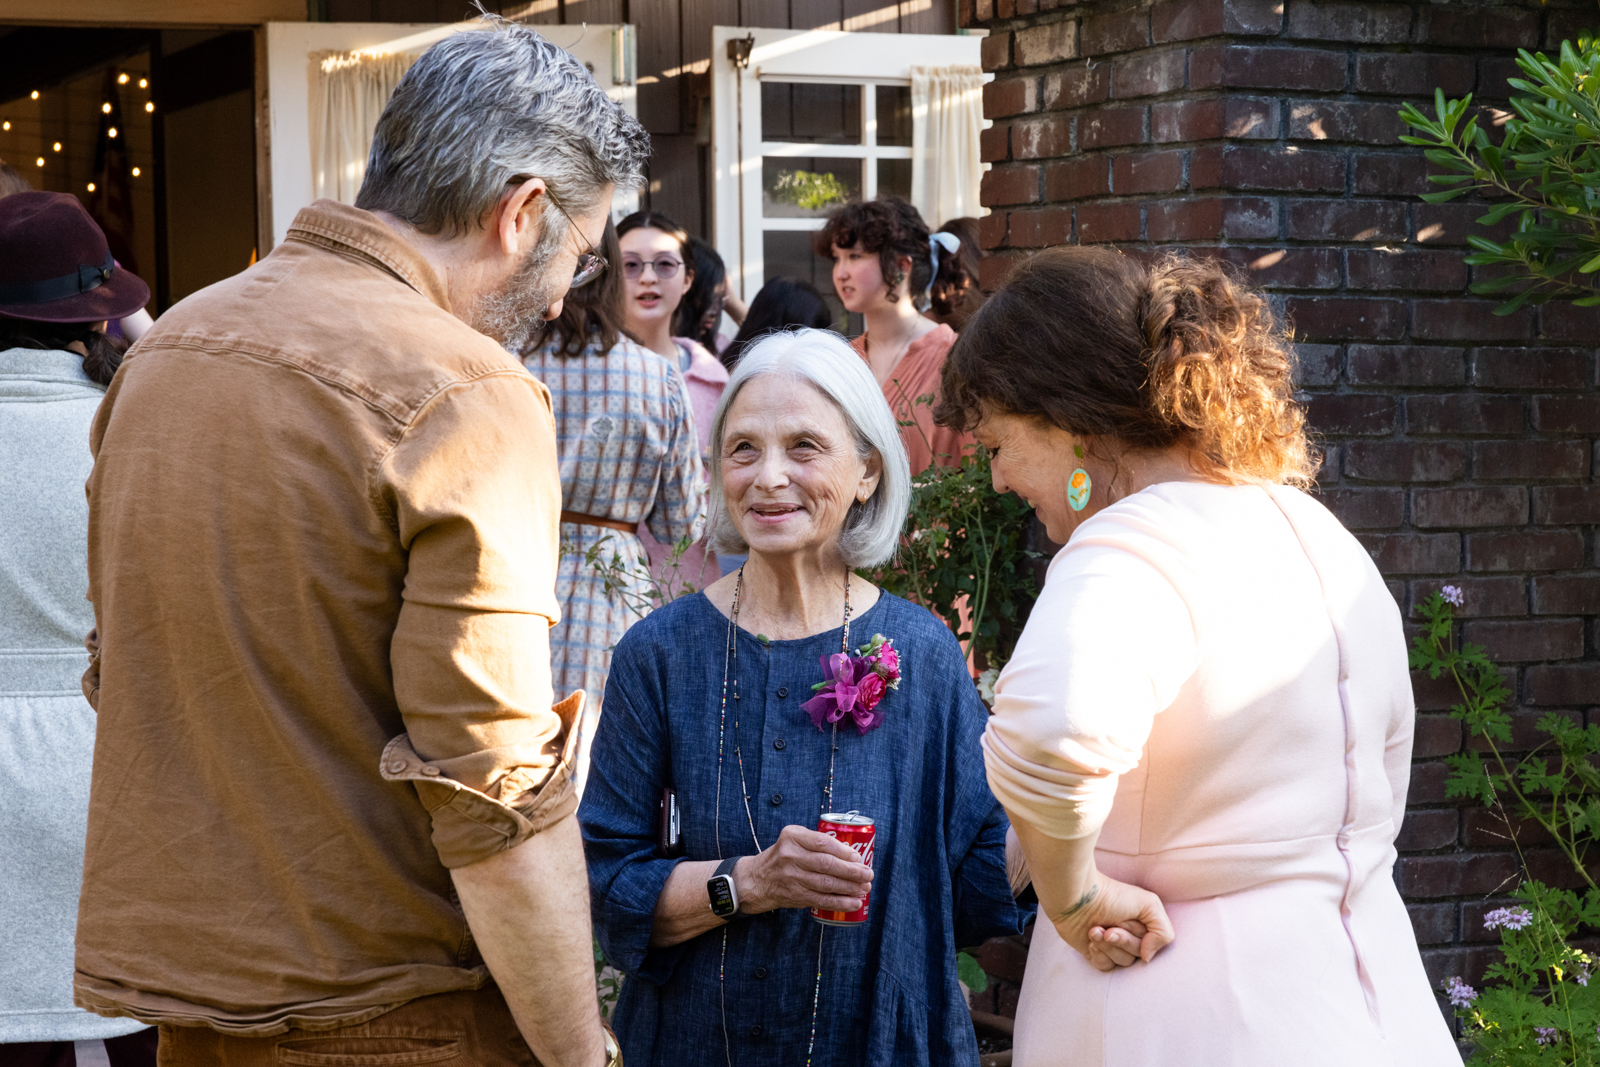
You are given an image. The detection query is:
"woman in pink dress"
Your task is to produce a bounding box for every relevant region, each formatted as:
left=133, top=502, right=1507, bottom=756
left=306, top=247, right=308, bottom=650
left=936, top=247, right=1461, bottom=1066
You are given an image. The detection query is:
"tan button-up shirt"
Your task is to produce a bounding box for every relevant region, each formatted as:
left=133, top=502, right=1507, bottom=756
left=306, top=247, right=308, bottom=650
left=74, top=201, right=576, bottom=1035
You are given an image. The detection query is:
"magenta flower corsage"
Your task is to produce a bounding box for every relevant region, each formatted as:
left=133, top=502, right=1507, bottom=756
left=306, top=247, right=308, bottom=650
left=801, top=634, right=902, bottom=736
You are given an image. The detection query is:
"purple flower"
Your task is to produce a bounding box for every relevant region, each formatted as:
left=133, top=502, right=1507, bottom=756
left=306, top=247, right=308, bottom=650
left=1483, top=906, right=1533, bottom=931
left=1536, top=1028, right=1558, bottom=1046
left=1440, top=585, right=1464, bottom=607
left=1445, top=976, right=1477, bottom=1009
left=801, top=653, right=883, bottom=735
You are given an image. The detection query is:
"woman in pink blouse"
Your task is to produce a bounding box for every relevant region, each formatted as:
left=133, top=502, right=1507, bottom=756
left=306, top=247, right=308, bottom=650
left=936, top=248, right=1460, bottom=1066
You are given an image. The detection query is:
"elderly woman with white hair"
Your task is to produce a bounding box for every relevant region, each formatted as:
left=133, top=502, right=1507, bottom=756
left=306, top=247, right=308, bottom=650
left=580, top=327, right=1023, bottom=1066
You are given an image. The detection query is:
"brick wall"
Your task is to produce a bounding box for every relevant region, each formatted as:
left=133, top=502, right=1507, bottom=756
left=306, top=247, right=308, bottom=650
left=966, top=0, right=1600, bottom=1023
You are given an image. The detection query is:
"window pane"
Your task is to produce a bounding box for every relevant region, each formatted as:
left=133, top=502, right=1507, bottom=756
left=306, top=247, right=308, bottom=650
left=761, top=82, right=862, bottom=144
left=877, top=158, right=912, bottom=201
left=762, top=231, right=851, bottom=334
left=876, top=85, right=912, bottom=147
left=763, top=157, right=861, bottom=218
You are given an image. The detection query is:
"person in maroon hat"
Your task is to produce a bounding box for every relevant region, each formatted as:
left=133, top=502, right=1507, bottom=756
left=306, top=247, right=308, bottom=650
left=0, top=192, right=158, bottom=1067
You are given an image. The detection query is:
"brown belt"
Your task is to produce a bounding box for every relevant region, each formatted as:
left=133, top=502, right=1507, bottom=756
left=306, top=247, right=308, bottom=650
left=561, top=509, right=636, bottom=535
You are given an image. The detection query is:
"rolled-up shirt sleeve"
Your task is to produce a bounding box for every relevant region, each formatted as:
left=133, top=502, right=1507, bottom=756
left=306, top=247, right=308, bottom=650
left=983, top=536, right=1198, bottom=842
left=379, top=371, right=573, bottom=869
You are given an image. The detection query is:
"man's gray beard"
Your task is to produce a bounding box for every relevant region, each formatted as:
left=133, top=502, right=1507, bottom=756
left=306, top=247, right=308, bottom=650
left=467, top=237, right=562, bottom=351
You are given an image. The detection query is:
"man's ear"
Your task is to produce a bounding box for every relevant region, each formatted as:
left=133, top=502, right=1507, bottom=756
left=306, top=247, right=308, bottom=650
left=494, top=178, right=546, bottom=257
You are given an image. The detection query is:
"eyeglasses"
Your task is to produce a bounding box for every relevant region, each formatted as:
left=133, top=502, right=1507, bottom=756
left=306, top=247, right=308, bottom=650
left=621, top=256, right=684, bottom=281
left=506, top=175, right=607, bottom=289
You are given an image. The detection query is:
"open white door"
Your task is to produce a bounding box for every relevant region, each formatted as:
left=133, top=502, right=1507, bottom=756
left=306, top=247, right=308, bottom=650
left=264, top=20, right=638, bottom=250
left=710, top=26, right=984, bottom=314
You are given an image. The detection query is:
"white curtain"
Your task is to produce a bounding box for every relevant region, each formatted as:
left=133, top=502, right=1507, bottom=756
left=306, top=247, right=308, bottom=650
left=910, top=64, right=985, bottom=228
left=310, top=51, right=417, bottom=204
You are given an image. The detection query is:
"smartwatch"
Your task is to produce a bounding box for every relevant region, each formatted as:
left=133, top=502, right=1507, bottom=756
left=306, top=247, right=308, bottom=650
left=707, top=856, right=740, bottom=919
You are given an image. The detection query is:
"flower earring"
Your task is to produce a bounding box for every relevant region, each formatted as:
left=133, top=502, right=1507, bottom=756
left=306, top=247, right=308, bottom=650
left=1067, top=444, right=1091, bottom=512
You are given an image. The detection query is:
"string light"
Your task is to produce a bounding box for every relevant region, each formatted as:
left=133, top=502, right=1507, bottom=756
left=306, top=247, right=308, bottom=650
left=108, top=127, right=117, bottom=138
left=30, top=91, right=39, bottom=100
left=102, top=102, right=112, bottom=114
left=138, top=78, right=148, bottom=89
left=144, top=102, right=154, bottom=113
left=52, top=142, right=61, bottom=152
left=131, top=166, right=141, bottom=177
left=87, top=181, right=96, bottom=192
left=1, top=121, right=9, bottom=131
left=117, top=72, right=129, bottom=85
left=34, top=157, right=43, bottom=167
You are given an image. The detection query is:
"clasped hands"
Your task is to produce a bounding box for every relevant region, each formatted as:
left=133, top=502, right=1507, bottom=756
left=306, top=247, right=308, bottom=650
left=731, top=824, right=872, bottom=915
left=1050, top=869, right=1176, bottom=973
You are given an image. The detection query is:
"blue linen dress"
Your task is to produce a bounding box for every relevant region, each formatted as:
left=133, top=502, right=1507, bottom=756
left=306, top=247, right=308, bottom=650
left=580, top=590, right=1024, bottom=1067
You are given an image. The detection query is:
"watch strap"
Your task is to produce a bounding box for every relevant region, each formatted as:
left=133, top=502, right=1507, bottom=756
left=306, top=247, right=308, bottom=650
left=714, top=856, right=739, bottom=880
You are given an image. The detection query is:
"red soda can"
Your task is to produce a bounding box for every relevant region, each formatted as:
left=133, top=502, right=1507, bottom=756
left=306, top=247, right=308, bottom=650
left=812, top=811, right=875, bottom=926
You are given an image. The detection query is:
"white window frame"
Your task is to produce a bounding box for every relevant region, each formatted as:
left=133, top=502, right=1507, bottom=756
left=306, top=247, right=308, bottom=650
left=710, top=26, right=984, bottom=303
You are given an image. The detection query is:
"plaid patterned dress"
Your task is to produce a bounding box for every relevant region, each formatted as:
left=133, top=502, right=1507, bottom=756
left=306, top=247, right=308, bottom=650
left=523, top=332, right=706, bottom=720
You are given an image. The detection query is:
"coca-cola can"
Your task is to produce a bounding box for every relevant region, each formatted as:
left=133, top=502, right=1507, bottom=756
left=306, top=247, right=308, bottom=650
left=812, top=811, right=875, bottom=927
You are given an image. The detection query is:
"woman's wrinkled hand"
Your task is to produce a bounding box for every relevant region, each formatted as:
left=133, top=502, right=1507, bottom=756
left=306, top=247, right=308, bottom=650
left=735, top=824, right=873, bottom=915
left=1049, top=871, right=1174, bottom=972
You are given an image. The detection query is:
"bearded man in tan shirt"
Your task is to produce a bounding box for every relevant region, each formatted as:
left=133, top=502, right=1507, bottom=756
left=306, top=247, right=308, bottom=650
left=73, top=21, right=647, bottom=1067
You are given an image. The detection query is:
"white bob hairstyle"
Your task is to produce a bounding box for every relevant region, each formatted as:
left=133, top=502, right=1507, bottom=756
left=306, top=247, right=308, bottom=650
left=707, top=327, right=912, bottom=569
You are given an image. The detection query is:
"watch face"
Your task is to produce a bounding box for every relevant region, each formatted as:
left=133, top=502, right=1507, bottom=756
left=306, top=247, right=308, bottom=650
left=708, top=874, right=737, bottom=918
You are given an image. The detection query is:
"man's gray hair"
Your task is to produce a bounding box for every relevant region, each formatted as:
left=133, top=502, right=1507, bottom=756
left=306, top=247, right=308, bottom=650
left=708, top=328, right=911, bottom=569
left=356, top=19, right=650, bottom=236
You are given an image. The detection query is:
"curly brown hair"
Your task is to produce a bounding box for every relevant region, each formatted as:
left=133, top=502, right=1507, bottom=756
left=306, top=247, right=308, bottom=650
left=935, top=246, right=1318, bottom=488
left=813, top=197, right=969, bottom=313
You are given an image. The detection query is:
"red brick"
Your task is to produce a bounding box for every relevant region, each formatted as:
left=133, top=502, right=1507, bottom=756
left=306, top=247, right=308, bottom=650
left=1215, top=145, right=1346, bottom=193
left=1320, top=487, right=1404, bottom=528
left=1533, top=576, right=1600, bottom=616
left=1474, top=440, right=1591, bottom=481
left=1353, top=152, right=1430, bottom=196
left=1399, top=852, right=1520, bottom=898
left=1283, top=199, right=1405, bottom=242
left=1397, top=809, right=1461, bottom=852
left=971, top=936, right=1030, bottom=985
left=1286, top=100, right=1405, bottom=145
left=1214, top=246, right=1340, bottom=289
left=1540, top=301, right=1600, bottom=344
left=1112, top=49, right=1185, bottom=98
left=981, top=164, right=1041, bottom=207
left=1080, top=106, right=1147, bottom=149
left=1013, top=114, right=1072, bottom=159
left=1081, top=8, right=1150, bottom=55
left=1357, top=532, right=1462, bottom=574
left=1415, top=5, right=1540, bottom=49
left=979, top=212, right=1009, bottom=250
left=1223, top=96, right=1280, bottom=139
left=1406, top=760, right=1450, bottom=803
left=1306, top=393, right=1395, bottom=435
left=1190, top=45, right=1347, bottom=91
left=1044, top=157, right=1110, bottom=201
left=1533, top=487, right=1600, bottom=525
left=1413, top=202, right=1518, bottom=247
left=979, top=251, right=1026, bottom=291
left=1412, top=713, right=1463, bottom=757
left=1295, top=343, right=1341, bottom=386
left=998, top=0, right=1014, bottom=16
left=1151, top=0, right=1283, bottom=41
left=1286, top=296, right=1405, bottom=341
left=1346, top=441, right=1467, bottom=482
left=1042, top=63, right=1110, bottom=110
left=1468, top=531, right=1586, bottom=573
left=1411, top=576, right=1528, bottom=617
left=1413, top=302, right=1534, bottom=343
left=1464, top=619, right=1584, bottom=661
left=1005, top=206, right=1073, bottom=248
left=1147, top=196, right=1276, bottom=241
left=1473, top=348, right=1593, bottom=390
left=1413, top=487, right=1528, bottom=529
left=1349, top=249, right=1468, bottom=293
left=1546, top=8, right=1597, bottom=49
left=1407, top=902, right=1458, bottom=945
left=1405, top=395, right=1525, bottom=437
left=980, top=123, right=1011, bottom=163
left=1353, top=53, right=1476, bottom=97
left=1347, top=345, right=1465, bottom=387
left=1527, top=663, right=1600, bottom=705
left=1112, top=151, right=1184, bottom=195
left=1477, top=57, right=1523, bottom=100
left=972, top=0, right=990, bottom=21
left=1285, top=0, right=1411, bottom=43
left=1533, top=396, right=1600, bottom=434
left=1152, top=99, right=1223, bottom=143
left=1015, top=19, right=1079, bottom=66
left=982, top=29, right=1012, bottom=70
left=984, top=76, right=1037, bottom=119
left=1076, top=201, right=1142, bottom=243
left=1463, top=809, right=1551, bottom=850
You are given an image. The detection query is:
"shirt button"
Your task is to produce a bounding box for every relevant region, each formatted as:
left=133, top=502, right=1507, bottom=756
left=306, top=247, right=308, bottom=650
left=754, top=966, right=769, bottom=979
left=749, top=1024, right=764, bottom=1037
left=777, top=686, right=789, bottom=698
left=421, top=766, right=441, bottom=777
left=387, top=761, right=406, bottom=774
left=773, top=738, right=786, bottom=751
left=770, top=793, right=783, bottom=806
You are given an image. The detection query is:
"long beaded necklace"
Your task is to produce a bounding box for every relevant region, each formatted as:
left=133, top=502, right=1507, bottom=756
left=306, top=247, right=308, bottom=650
left=715, top=564, right=851, bottom=1067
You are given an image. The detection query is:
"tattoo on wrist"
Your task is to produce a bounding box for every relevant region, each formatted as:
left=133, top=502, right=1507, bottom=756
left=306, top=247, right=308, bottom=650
left=1052, top=884, right=1099, bottom=923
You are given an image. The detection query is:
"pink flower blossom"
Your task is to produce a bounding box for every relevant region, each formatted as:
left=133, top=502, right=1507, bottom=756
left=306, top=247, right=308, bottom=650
left=1483, top=906, right=1532, bottom=931
left=1440, top=585, right=1464, bottom=607
left=870, top=644, right=900, bottom=682
left=1445, top=976, right=1477, bottom=1009
left=857, top=671, right=886, bottom=712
